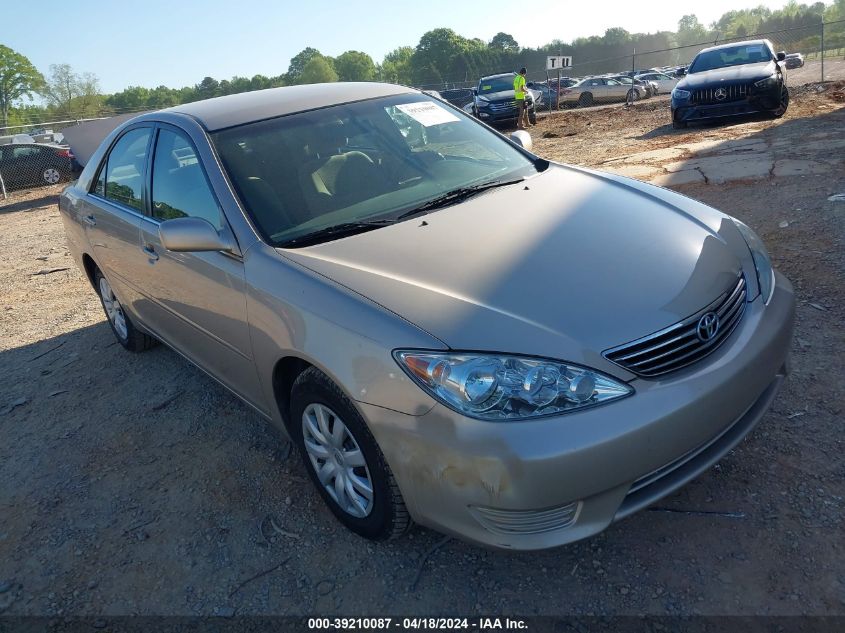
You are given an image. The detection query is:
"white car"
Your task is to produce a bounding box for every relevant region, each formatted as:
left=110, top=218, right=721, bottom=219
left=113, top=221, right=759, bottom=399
left=634, top=72, right=679, bottom=94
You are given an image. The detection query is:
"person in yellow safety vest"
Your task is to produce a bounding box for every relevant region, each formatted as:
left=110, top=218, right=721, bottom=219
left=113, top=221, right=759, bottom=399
left=513, top=67, right=532, bottom=130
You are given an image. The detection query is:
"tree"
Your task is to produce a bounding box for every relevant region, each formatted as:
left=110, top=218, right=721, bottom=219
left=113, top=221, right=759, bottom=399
left=677, top=14, right=708, bottom=47
left=0, top=45, right=44, bottom=128
left=43, top=64, right=102, bottom=119
left=334, top=50, right=376, bottom=82
left=287, top=47, right=323, bottom=84
left=489, top=32, right=519, bottom=51
left=194, top=76, right=220, bottom=100
left=299, top=56, right=338, bottom=84
left=380, top=47, right=414, bottom=84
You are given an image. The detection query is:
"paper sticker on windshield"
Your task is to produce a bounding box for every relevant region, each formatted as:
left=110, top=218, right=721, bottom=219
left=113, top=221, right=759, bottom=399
left=396, top=102, right=460, bottom=127
left=482, top=85, right=491, bottom=90
left=745, top=45, right=764, bottom=54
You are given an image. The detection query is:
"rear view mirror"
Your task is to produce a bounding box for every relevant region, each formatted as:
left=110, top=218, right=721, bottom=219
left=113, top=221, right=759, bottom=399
left=509, top=130, right=533, bottom=152
left=776, top=51, right=786, bottom=61
left=158, top=217, right=235, bottom=253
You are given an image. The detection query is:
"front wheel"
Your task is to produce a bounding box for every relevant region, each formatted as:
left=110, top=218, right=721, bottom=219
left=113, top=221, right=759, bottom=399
left=290, top=367, right=410, bottom=541
left=626, top=89, right=639, bottom=104
left=772, top=85, right=790, bottom=118
left=578, top=92, right=593, bottom=107
left=528, top=109, right=537, bottom=125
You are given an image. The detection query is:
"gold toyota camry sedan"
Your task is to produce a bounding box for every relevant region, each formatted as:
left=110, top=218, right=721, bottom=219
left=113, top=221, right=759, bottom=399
left=59, top=83, right=794, bottom=550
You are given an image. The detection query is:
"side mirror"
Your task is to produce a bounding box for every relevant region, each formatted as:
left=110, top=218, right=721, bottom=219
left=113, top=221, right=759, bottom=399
left=776, top=51, right=786, bottom=61
left=158, top=217, right=234, bottom=253
left=509, top=130, right=533, bottom=152
left=676, top=67, right=687, bottom=77
left=472, top=88, right=478, bottom=96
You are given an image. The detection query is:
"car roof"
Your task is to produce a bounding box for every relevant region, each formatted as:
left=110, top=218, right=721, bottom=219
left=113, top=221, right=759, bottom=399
left=158, top=82, right=416, bottom=132
left=479, top=73, right=516, bottom=80
left=697, top=39, right=771, bottom=55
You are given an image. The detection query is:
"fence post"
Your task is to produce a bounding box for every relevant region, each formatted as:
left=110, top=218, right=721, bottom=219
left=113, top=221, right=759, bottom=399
left=0, top=170, right=6, bottom=200
left=820, top=22, right=825, bottom=82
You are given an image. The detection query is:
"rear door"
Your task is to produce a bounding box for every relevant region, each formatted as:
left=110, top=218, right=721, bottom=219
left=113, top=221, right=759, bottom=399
left=83, top=126, right=154, bottom=309
left=135, top=124, right=265, bottom=409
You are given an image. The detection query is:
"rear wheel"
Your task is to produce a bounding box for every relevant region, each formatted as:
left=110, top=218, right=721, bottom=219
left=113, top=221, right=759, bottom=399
left=578, top=92, right=593, bottom=107
left=42, top=167, right=61, bottom=185
left=290, top=366, right=410, bottom=541
left=95, top=269, right=157, bottom=352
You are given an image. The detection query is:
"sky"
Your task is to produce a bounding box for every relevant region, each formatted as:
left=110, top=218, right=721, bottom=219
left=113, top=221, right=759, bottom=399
left=4, top=0, right=801, bottom=94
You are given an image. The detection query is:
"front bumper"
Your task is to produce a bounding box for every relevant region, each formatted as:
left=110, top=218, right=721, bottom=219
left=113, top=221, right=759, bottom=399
left=477, top=103, right=533, bottom=123
left=361, top=272, right=795, bottom=550
left=672, top=90, right=782, bottom=124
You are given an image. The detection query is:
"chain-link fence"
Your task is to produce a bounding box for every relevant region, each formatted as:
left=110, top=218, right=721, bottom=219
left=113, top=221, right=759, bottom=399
left=2, top=20, right=844, bottom=202
left=415, top=19, right=845, bottom=109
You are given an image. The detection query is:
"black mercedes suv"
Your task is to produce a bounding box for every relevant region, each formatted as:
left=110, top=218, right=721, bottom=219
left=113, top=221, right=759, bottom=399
left=671, top=39, right=789, bottom=129
left=472, top=73, right=538, bottom=126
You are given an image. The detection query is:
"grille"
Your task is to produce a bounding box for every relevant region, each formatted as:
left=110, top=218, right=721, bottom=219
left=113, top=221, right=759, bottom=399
left=470, top=502, right=580, bottom=535
left=691, top=83, right=752, bottom=104
left=604, top=275, right=747, bottom=377
left=488, top=100, right=517, bottom=112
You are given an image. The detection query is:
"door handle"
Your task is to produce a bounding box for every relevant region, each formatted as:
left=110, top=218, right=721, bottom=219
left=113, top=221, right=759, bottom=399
left=83, top=214, right=96, bottom=226
left=142, top=244, right=159, bottom=262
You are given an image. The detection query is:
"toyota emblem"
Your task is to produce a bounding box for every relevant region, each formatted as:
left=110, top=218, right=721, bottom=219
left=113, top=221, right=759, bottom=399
left=715, top=88, right=727, bottom=101
left=697, top=312, right=721, bottom=342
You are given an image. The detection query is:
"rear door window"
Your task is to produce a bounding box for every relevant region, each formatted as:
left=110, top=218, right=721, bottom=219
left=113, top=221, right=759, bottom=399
left=98, top=128, right=152, bottom=211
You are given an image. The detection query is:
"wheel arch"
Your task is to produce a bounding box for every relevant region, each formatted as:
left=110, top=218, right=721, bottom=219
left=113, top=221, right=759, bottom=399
left=81, top=252, right=98, bottom=289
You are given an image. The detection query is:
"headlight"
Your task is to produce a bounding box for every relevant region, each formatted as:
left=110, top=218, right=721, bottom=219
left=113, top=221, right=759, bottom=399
left=733, top=220, right=775, bottom=304
left=754, top=75, right=778, bottom=89
left=671, top=88, right=691, bottom=100
left=394, top=351, right=633, bottom=421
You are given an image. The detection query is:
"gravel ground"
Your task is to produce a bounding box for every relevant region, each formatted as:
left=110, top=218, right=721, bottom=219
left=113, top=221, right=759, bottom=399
left=0, top=86, right=843, bottom=618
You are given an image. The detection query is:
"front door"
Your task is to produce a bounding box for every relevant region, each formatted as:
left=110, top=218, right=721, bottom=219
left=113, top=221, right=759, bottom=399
left=134, top=126, right=266, bottom=412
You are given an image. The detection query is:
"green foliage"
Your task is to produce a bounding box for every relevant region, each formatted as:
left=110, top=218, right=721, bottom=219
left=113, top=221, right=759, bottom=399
left=43, top=64, right=102, bottom=119
left=334, top=51, right=376, bottom=82
left=489, top=32, right=519, bottom=51
left=0, top=45, right=44, bottom=127
left=299, top=56, right=338, bottom=84
left=380, top=47, right=414, bottom=84
left=287, top=47, right=323, bottom=84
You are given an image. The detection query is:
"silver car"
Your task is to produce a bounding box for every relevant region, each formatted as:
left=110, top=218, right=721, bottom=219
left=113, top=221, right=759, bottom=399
left=560, top=76, right=645, bottom=107
left=59, top=83, right=794, bottom=550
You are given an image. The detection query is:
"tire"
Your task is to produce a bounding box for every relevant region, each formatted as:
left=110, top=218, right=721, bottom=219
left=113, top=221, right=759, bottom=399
left=290, top=366, right=410, bottom=541
left=772, top=85, right=790, bottom=118
left=672, top=119, right=688, bottom=129
left=578, top=92, right=593, bottom=107
left=626, top=89, right=639, bottom=104
left=528, top=109, right=537, bottom=125
left=94, top=268, right=157, bottom=352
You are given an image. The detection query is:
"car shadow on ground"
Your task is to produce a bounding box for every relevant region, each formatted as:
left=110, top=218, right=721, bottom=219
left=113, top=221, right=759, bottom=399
left=0, top=193, right=60, bottom=213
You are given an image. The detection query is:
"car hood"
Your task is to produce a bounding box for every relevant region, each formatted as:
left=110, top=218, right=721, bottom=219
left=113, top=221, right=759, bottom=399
left=679, top=61, right=777, bottom=89
left=279, top=165, right=745, bottom=372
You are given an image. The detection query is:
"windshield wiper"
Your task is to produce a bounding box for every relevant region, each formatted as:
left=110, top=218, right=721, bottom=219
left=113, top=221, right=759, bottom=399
left=394, top=177, right=525, bottom=221
left=278, top=219, right=394, bottom=248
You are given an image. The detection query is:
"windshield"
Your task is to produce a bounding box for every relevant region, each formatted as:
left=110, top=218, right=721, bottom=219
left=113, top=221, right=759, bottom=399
left=212, top=94, right=538, bottom=247
left=689, top=43, right=773, bottom=73
left=478, top=76, right=516, bottom=94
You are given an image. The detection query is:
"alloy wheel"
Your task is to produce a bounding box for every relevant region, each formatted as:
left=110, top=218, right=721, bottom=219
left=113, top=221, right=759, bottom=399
left=42, top=168, right=61, bottom=185
left=302, top=403, right=374, bottom=518
left=99, top=276, right=128, bottom=340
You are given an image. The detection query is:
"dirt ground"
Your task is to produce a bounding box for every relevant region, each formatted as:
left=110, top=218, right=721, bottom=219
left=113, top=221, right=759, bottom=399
left=1, top=85, right=844, bottom=618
